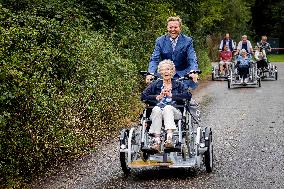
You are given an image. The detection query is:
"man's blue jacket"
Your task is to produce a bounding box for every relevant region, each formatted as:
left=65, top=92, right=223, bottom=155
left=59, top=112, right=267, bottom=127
left=148, top=33, right=198, bottom=78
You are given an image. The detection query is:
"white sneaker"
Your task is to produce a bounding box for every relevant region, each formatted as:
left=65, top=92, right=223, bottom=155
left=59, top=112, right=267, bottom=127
left=240, top=78, right=244, bottom=83
left=244, top=78, right=249, bottom=84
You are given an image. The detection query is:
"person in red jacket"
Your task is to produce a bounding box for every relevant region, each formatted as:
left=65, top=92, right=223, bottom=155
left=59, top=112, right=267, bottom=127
left=219, top=45, right=232, bottom=75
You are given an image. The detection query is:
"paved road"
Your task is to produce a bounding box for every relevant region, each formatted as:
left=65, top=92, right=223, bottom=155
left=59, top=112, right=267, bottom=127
left=31, top=63, right=284, bottom=189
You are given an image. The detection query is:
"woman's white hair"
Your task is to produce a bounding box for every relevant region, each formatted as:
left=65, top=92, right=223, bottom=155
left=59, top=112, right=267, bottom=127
left=157, top=59, right=176, bottom=77
left=241, top=49, right=247, bottom=53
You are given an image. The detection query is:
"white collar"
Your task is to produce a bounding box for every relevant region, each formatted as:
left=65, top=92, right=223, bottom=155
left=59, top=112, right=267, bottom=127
left=170, top=35, right=180, bottom=42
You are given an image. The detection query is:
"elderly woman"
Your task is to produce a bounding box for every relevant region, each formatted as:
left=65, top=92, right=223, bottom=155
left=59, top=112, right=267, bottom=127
left=219, top=45, right=233, bottom=75
left=141, top=60, right=192, bottom=151
left=236, top=49, right=251, bottom=84
left=255, top=46, right=268, bottom=69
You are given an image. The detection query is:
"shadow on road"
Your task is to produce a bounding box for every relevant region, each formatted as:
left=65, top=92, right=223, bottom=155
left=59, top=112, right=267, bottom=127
left=130, top=168, right=199, bottom=181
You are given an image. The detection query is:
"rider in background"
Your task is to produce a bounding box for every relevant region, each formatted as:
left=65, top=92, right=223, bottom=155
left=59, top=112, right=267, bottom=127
left=219, top=45, right=232, bottom=76
left=236, top=35, right=254, bottom=56
left=146, top=16, right=198, bottom=89
left=236, top=49, right=251, bottom=84
left=256, top=35, right=271, bottom=68
left=219, top=33, right=235, bottom=52
left=257, top=35, right=272, bottom=54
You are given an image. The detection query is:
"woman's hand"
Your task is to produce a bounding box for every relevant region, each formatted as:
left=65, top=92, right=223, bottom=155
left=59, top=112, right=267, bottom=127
left=156, top=89, right=172, bottom=100
left=162, top=89, right=172, bottom=97
left=156, top=94, right=164, bottom=101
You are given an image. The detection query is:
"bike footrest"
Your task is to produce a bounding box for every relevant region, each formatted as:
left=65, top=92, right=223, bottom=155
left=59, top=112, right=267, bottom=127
left=164, top=145, right=181, bottom=153
left=141, top=146, right=158, bottom=154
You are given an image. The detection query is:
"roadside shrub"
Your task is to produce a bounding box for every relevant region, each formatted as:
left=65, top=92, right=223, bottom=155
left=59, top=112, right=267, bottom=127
left=0, top=5, right=140, bottom=187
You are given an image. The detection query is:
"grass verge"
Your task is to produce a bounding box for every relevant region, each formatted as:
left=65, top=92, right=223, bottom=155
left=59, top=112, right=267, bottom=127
left=268, top=54, right=284, bottom=62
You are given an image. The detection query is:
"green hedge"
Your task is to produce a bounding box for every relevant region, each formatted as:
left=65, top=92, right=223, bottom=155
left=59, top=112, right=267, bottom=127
left=0, top=5, right=141, bottom=187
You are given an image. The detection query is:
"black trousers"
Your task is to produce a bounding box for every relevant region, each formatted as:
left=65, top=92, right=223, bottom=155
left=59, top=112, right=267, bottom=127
left=256, top=59, right=268, bottom=69
left=236, top=64, right=249, bottom=79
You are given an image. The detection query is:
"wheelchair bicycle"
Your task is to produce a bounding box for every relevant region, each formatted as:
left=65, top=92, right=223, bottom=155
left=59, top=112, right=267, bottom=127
left=255, top=48, right=278, bottom=80
left=227, top=55, right=261, bottom=88
left=212, top=50, right=237, bottom=81
left=119, top=72, right=213, bottom=174
left=212, top=61, right=232, bottom=80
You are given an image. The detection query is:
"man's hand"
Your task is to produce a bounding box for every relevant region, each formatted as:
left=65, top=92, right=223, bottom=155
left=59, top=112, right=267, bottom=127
left=234, top=50, right=239, bottom=56
left=146, top=75, right=154, bottom=84
left=156, top=88, right=171, bottom=101
left=189, top=73, right=198, bottom=83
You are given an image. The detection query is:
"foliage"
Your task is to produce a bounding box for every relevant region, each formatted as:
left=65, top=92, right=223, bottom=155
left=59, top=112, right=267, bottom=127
left=251, top=0, right=284, bottom=47
left=169, top=0, right=254, bottom=61
left=0, top=3, right=139, bottom=187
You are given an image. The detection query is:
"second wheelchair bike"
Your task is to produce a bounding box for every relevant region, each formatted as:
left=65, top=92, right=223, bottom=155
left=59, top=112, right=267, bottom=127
left=255, top=48, right=278, bottom=80
left=212, top=61, right=232, bottom=80
left=227, top=60, right=261, bottom=88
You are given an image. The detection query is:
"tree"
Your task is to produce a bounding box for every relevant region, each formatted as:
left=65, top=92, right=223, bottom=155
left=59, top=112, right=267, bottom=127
left=251, top=0, right=284, bottom=48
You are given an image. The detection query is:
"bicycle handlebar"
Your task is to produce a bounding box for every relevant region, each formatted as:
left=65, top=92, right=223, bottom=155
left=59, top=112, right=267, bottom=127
left=140, top=70, right=202, bottom=81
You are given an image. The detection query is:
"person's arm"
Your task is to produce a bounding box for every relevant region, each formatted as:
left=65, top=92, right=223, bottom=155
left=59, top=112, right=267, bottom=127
left=186, top=37, right=198, bottom=71
left=231, top=40, right=235, bottom=50
left=235, top=55, right=240, bottom=64
left=248, top=41, right=254, bottom=55
left=141, top=83, right=158, bottom=102
left=267, top=43, right=272, bottom=52
left=148, top=37, right=162, bottom=74
left=236, top=42, right=241, bottom=55
left=219, top=40, right=223, bottom=51
left=254, top=50, right=259, bottom=60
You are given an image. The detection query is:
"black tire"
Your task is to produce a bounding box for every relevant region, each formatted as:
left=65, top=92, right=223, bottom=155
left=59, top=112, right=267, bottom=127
left=258, top=78, right=261, bottom=87
left=204, top=131, right=213, bottom=173
left=275, top=72, right=278, bottom=80
left=119, top=130, right=131, bottom=175
left=141, top=151, right=149, bottom=162
left=212, top=72, right=215, bottom=81
left=227, top=79, right=231, bottom=89
left=120, top=152, right=130, bottom=175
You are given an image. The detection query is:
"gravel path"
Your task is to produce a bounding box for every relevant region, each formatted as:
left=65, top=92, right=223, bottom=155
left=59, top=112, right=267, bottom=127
left=30, top=63, right=284, bottom=189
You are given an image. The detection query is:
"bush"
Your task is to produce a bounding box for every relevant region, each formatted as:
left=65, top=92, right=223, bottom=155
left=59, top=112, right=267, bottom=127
left=0, top=5, right=140, bottom=187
